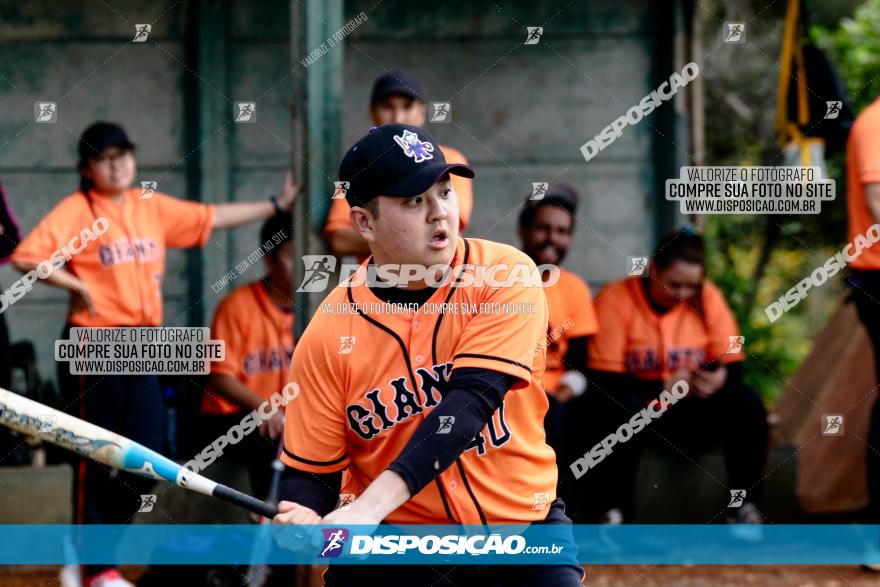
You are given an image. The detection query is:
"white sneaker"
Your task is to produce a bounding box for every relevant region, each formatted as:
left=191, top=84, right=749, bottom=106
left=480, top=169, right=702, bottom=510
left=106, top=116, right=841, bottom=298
left=601, top=508, right=624, bottom=524
left=84, top=569, right=134, bottom=587
left=59, top=564, right=83, bottom=587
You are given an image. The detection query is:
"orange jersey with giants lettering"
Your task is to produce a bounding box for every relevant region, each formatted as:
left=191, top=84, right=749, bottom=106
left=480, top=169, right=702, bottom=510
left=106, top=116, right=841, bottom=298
left=282, top=238, right=556, bottom=524
left=12, top=189, right=214, bottom=327
left=323, top=144, right=473, bottom=237
left=202, top=280, right=295, bottom=415
left=542, top=268, right=598, bottom=394
left=589, top=276, right=743, bottom=380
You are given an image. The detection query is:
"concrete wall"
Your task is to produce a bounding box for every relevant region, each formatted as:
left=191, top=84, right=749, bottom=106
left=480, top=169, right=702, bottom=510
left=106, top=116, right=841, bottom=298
left=0, top=0, right=682, bottom=386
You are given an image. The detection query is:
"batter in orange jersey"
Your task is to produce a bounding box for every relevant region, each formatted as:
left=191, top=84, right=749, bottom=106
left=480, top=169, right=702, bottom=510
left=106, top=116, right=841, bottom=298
left=324, top=72, right=473, bottom=260
left=273, top=124, right=584, bottom=586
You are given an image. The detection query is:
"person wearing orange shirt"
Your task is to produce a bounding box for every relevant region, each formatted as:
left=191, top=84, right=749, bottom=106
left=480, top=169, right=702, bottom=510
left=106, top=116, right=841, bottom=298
left=10, top=122, right=298, bottom=587
left=845, top=97, right=880, bottom=522
left=516, top=184, right=598, bottom=472
left=200, top=212, right=295, bottom=500
left=578, top=230, right=768, bottom=525
left=272, top=124, right=583, bottom=586
left=325, top=72, right=473, bottom=260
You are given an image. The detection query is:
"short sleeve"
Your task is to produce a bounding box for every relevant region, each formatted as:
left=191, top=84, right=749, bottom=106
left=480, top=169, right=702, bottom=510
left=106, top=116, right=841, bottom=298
left=588, top=284, right=630, bottom=373
left=451, top=260, right=549, bottom=388
left=853, top=112, right=880, bottom=185
left=11, top=197, right=84, bottom=266
left=323, top=197, right=354, bottom=236
left=281, top=321, right=350, bottom=474
left=565, top=275, right=599, bottom=337
left=155, top=193, right=215, bottom=249
left=702, top=282, right=744, bottom=363
left=441, top=146, right=473, bottom=230
left=210, top=296, right=244, bottom=380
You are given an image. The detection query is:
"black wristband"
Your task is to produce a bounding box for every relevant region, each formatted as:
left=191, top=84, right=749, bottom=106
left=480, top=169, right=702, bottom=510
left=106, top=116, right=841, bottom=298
left=270, top=195, right=282, bottom=214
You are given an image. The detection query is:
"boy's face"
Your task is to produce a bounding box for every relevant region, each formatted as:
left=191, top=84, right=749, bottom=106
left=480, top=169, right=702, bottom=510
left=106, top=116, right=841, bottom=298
left=83, top=145, right=136, bottom=195
left=648, top=260, right=704, bottom=308
left=353, top=178, right=459, bottom=285
left=370, top=94, right=427, bottom=127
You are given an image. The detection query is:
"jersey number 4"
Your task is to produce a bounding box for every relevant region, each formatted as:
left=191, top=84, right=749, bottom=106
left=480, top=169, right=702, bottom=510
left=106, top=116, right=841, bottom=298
left=466, top=403, right=511, bottom=456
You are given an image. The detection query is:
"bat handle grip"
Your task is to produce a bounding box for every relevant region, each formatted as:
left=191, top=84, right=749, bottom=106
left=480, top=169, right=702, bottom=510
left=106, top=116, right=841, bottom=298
left=214, top=484, right=279, bottom=519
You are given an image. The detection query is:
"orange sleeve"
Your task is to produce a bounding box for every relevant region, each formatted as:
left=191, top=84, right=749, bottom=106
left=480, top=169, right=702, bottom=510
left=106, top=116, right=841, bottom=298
left=452, top=257, right=549, bottom=387
left=440, top=146, right=473, bottom=230
left=155, top=193, right=215, bottom=249
left=564, top=274, right=599, bottom=337
left=11, top=196, right=84, bottom=266
left=702, top=281, right=744, bottom=363
left=281, top=319, right=350, bottom=474
left=588, top=283, right=630, bottom=373
left=209, top=295, right=244, bottom=380
left=853, top=112, right=880, bottom=185
left=323, top=197, right=354, bottom=236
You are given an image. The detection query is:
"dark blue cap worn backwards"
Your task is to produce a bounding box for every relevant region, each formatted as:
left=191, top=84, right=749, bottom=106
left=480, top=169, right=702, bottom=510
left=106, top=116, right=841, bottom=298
left=338, top=124, right=475, bottom=207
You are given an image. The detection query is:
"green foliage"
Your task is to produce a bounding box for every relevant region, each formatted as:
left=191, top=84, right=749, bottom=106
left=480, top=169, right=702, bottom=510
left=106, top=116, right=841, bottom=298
left=811, top=0, right=880, bottom=111
left=699, top=0, right=880, bottom=404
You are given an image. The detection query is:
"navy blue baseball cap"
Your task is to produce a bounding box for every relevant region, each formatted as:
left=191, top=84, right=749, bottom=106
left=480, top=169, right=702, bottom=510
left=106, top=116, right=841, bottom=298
left=78, top=122, right=135, bottom=162
left=370, top=72, right=423, bottom=104
left=338, top=124, right=474, bottom=207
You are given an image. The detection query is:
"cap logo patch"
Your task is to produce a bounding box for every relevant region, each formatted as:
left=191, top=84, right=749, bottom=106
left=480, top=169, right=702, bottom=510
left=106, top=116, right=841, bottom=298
left=393, top=129, right=434, bottom=163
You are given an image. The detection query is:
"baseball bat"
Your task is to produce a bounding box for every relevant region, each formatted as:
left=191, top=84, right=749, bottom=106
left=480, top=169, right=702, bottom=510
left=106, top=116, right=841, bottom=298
left=0, top=387, right=278, bottom=519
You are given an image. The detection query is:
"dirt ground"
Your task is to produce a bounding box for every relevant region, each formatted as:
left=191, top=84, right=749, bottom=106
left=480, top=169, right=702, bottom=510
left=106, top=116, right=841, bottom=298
left=3, top=565, right=880, bottom=586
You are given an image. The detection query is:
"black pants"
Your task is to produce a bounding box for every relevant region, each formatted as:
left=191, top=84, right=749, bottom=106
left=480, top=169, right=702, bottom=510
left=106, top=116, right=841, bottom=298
left=565, top=380, right=768, bottom=522
left=198, top=412, right=280, bottom=501
left=323, top=499, right=584, bottom=587
left=847, top=270, right=880, bottom=522
left=59, top=326, right=165, bottom=575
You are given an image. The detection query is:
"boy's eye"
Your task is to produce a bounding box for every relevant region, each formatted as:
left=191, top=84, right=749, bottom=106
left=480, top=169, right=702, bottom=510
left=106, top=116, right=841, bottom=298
left=440, top=189, right=451, bottom=199
left=405, top=196, right=422, bottom=206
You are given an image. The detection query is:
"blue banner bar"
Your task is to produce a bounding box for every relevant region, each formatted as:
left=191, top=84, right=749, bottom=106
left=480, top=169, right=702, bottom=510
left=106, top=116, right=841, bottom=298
left=0, top=525, right=878, bottom=565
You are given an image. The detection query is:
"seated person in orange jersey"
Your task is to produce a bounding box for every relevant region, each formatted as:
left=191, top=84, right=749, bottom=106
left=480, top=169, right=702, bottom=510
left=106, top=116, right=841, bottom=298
left=575, top=230, right=768, bottom=525
left=199, top=212, right=295, bottom=502
left=516, top=184, right=598, bottom=464
left=325, top=72, right=473, bottom=259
